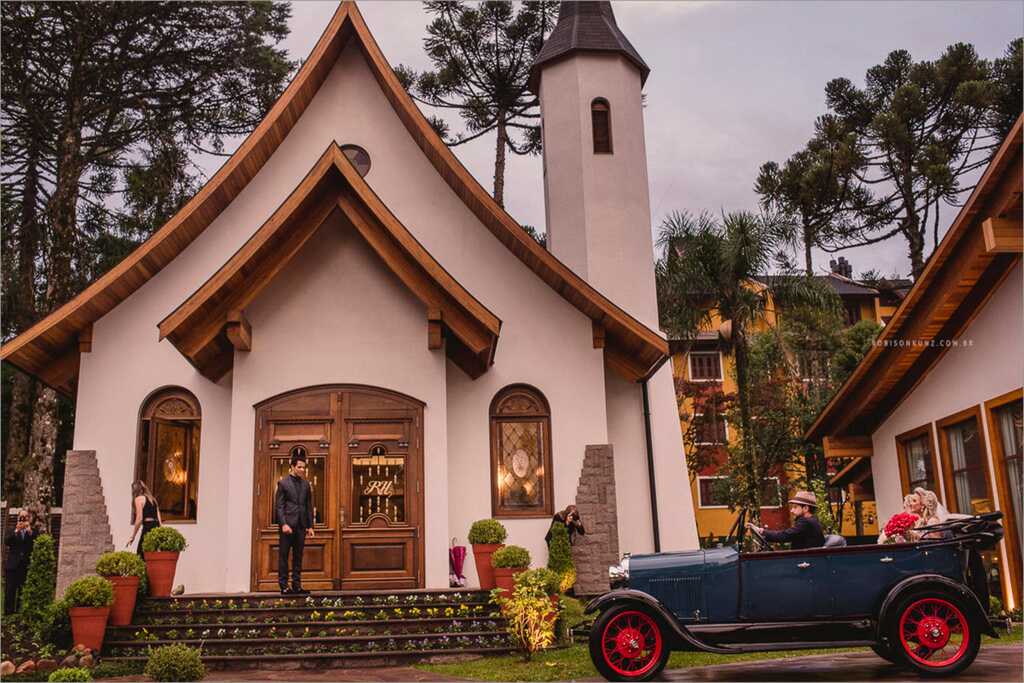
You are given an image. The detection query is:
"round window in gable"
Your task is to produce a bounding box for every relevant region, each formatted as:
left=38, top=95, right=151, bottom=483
left=341, top=144, right=371, bottom=177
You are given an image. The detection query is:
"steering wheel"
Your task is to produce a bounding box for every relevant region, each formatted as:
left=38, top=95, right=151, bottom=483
left=747, top=524, right=770, bottom=552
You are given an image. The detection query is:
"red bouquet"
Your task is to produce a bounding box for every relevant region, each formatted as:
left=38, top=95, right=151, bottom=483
left=884, top=512, right=919, bottom=539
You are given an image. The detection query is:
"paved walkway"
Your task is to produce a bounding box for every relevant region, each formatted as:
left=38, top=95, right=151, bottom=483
left=664, top=644, right=1023, bottom=682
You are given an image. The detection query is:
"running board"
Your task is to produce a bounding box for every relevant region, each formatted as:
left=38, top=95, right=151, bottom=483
left=712, top=640, right=875, bottom=653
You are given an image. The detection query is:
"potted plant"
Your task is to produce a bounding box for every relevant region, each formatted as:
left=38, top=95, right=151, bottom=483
left=64, top=575, right=114, bottom=651
left=467, top=519, right=507, bottom=590
left=142, top=527, right=187, bottom=597
left=491, top=545, right=530, bottom=592
left=524, top=567, right=561, bottom=622
left=96, top=551, right=147, bottom=625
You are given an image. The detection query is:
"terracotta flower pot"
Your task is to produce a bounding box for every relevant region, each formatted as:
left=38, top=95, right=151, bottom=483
left=106, top=575, right=140, bottom=626
left=545, top=594, right=560, bottom=624
left=471, top=543, right=503, bottom=590
left=493, top=566, right=527, bottom=593
left=69, top=606, right=110, bottom=652
left=144, top=551, right=180, bottom=597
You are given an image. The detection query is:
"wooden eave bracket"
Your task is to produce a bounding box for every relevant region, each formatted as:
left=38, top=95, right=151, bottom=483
left=427, top=308, right=444, bottom=350
left=592, top=320, right=606, bottom=349
left=226, top=310, right=252, bottom=352
left=822, top=435, right=873, bottom=459
left=982, top=217, right=1023, bottom=254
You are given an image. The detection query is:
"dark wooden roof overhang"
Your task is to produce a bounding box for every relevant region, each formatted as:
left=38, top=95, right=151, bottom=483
left=158, top=144, right=502, bottom=382
left=1, top=1, right=668, bottom=395
left=806, top=116, right=1024, bottom=444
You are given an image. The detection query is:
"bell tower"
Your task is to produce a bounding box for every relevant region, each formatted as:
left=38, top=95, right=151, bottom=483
left=531, top=1, right=657, bottom=328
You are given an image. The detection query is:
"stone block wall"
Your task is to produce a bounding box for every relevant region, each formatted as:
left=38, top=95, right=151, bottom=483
left=571, top=444, right=619, bottom=596
left=56, top=451, right=114, bottom=596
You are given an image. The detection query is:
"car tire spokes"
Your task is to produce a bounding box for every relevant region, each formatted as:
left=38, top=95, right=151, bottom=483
left=600, top=610, right=664, bottom=678
left=898, top=597, right=970, bottom=668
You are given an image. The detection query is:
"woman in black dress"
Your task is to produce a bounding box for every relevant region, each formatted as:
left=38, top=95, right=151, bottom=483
left=126, top=481, right=162, bottom=556
left=545, top=504, right=586, bottom=546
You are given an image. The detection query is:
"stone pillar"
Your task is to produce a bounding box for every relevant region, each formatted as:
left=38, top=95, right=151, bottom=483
left=56, top=451, right=114, bottom=596
left=571, top=444, right=620, bottom=596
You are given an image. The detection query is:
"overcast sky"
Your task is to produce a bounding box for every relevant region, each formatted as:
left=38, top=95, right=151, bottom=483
left=208, top=1, right=1022, bottom=281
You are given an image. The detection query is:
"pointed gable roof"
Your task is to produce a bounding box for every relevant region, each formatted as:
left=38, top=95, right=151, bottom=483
left=1, top=1, right=667, bottom=396
left=529, top=1, right=650, bottom=91
left=158, top=143, right=501, bottom=382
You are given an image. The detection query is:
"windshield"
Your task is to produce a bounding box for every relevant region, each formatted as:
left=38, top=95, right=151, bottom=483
left=723, top=508, right=748, bottom=548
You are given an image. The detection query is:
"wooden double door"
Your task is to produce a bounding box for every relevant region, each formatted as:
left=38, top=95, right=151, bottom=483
left=251, top=385, right=424, bottom=591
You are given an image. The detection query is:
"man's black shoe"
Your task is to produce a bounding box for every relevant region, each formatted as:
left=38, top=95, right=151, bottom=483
left=280, top=587, right=292, bottom=595
left=292, top=587, right=310, bottom=595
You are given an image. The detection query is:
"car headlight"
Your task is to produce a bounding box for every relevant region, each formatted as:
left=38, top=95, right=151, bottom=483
left=608, top=555, right=630, bottom=587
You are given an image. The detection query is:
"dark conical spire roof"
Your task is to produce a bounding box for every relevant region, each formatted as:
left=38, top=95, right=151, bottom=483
left=529, top=1, right=650, bottom=92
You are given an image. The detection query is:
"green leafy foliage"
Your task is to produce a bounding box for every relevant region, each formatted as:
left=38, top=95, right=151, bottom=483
left=491, top=545, right=531, bottom=569
left=491, top=566, right=556, bottom=660
left=47, top=668, right=91, bottom=682
left=63, top=575, right=113, bottom=609
left=545, top=523, right=575, bottom=592
left=141, top=527, right=187, bottom=553
left=144, top=643, right=205, bottom=682
left=19, top=534, right=56, bottom=627
left=468, top=519, right=507, bottom=545
left=95, top=551, right=147, bottom=596
left=523, top=567, right=560, bottom=595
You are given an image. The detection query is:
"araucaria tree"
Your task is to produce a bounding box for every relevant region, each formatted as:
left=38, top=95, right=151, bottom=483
left=822, top=42, right=1019, bottom=278
left=1, top=1, right=293, bottom=522
left=396, top=1, right=558, bottom=207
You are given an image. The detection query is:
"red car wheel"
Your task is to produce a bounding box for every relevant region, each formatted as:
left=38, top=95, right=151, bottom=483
left=892, top=594, right=980, bottom=675
left=595, top=609, right=665, bottom=680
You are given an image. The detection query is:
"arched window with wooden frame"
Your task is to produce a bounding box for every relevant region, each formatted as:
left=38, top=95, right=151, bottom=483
left=136, top=387, right=201, bottom=521
left=489, top=385, right=553, bottom=518
left=591, top=98, right=612, bottom=154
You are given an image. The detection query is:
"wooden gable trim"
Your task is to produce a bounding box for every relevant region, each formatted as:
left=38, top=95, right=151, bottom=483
left=806, top=115, right=1023, bottom=441
left=158, top=143, right=501, bottom=382
left=822, top=435, right=872, bottom=459
left=1, top=0, right=666, bottom=392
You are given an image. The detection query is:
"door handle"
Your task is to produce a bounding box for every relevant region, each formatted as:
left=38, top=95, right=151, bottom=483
left=797, top=562, right=811, bottom=569
left=880, top=556, right=894, bottom=563
left=339, top=507, right=345, bottom=528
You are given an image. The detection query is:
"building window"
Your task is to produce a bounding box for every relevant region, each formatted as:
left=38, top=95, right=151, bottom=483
left=895, top=426, right=938, bottom=495
left=490, top=385, right=553, bottom=518
left=688, top=352, right=722, bottom=382
left=697, top=476, right=779, bottom=508
left=136, top=388, right=201, bottom=521
left=993, top=401, right=1022, bottom=538
left=939, top=410, right=993, bottom=516
left=341, top=144, right=371, bottom=177
left=693, top=412, right=728, bottom=445
left=986, top=389, right=1022, bottom=609
left=844, top=300, right=862, bottom=326
left=591, top=98, right=612, bottom=154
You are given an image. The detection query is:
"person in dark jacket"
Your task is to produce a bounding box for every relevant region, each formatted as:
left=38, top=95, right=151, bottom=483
left=275, top=451, right=315, bottom=595
left=747, top=490, right=824, bottom=550
left=4, top=510, right=37, bottom=614
left=545, top=504, right=586, bottom=546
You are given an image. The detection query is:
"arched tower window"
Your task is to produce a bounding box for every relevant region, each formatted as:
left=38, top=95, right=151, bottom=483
left=136, top=387, right=201, bottom=521
left=489, top=385, right=554, bottom=517
left=591, top=98, right=612, bottom=154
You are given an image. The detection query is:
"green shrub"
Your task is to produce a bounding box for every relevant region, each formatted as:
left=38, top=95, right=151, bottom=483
left=467, top=519, right=507, bottom=545
left=89, top=661, right=146, bottom=679
left=990, top=595, right=1004, bottom=615
left=144, top=644, right=205, bottom=682
left=63, top=576, right=114, bottom=608
left=20, top=534, right=57, bottom=627
left=519, top=567, right=559, bottom=595
left=490, top=566, right=556, bottom=660
left=546, top=522, right=576, bottom=592
left=38, top=598, right=72, bottom=648
left=492, top=545, right=530, bottom=568
left=47, top=668, right=92, bottom=682
left=141, top=527, right=187, bottom=553
left=95, top=551, right=147, bottom=596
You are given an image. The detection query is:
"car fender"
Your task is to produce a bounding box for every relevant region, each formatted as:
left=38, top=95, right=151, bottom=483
left=585, top=589, right=734, bottom=654
left=877, top=574, right=996, bottom=638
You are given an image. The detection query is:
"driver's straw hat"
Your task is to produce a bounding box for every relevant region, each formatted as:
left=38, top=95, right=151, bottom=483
left=788, top=491, right=817, bottom=508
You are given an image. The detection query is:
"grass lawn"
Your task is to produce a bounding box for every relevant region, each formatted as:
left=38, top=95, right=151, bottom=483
left=416, top=624, right=1022, bottom=682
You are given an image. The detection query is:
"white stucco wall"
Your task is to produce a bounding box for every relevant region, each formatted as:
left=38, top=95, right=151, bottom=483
left=72, top=37, right=674, bottom=591
left=872, top=261, right=1024, bottom=524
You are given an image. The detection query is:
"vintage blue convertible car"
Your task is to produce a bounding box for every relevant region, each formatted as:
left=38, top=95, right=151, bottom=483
left=586, top=511, right=1004, bottom=681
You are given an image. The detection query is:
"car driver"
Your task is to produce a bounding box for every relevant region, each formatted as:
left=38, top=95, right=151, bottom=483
left=747, top=490, right=825, bottom=550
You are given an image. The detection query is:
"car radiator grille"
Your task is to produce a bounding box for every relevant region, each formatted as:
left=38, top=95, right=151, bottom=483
left=647, top=576, right=702, bottom=615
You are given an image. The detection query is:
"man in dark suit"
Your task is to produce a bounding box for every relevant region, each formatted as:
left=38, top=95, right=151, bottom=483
left=747, top=490, right=825, bottom=550
left=4, top=510, right=37, bottom=613
left=275, top=451, right=315, bottom=595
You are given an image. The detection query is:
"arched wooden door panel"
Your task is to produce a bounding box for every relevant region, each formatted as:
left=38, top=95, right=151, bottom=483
left=251, top=385, right=424, bottom=591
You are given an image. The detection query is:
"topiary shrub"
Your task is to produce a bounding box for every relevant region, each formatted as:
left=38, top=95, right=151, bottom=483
left=492, top=545, right=530, bottom=569
left=95, top=551, right=147, bottom=596
left=467, top=519, right=507, bottom=545
left=545, top=522, right=576, bottom=592
left=19, top=533, right=57, bottom=627
left=63, top=575, right=114, bottom=608
left=145, top=644, right=205, bottom=682
left=141, top=527, right=187, bottom=553
left=48, top=667, right=92, bottom=682
left=491, top=566, right=556, bottom=660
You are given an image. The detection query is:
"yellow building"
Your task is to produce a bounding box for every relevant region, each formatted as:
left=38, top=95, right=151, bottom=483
left=671, top=258, right=908, bottom=542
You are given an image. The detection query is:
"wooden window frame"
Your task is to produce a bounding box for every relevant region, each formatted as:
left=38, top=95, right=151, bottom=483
left=697, top=476, right=729, bottom=509
left=984, top=388, right=1023, bottom=608
left=591, top=98, right=613, bottom=154
left=489, top=384, right=555, bottom=519
left=936, top=405, right=992, bottom=515
left=895, top=423, right=941, bottom=498
left=688, top=351, right=723, bottom=382
left=135, top=387, right=202, bottom=523
left=693, top=412, right=729, bottom=445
